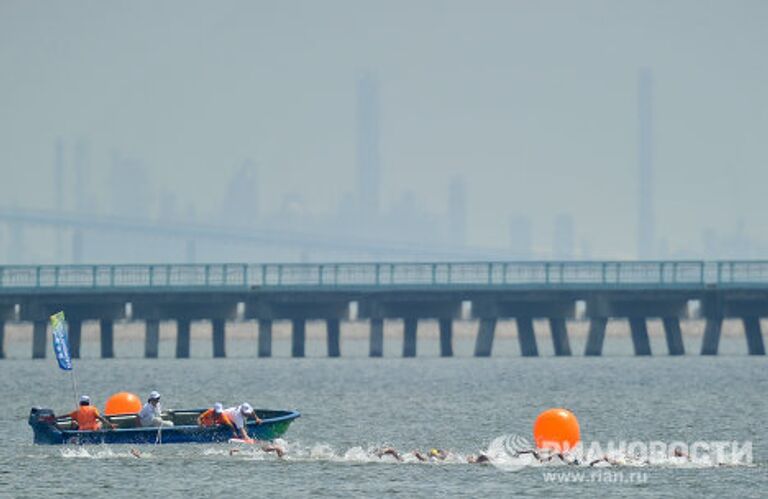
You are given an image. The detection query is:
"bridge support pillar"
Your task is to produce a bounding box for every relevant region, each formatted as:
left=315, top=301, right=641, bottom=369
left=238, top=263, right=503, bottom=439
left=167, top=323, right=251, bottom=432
left=370, top=319, right=383, bottom=357
left=742, top=316, right=765, bottom=355
left=474, top=318, right=496, bottom=357
left=176, top=319, right=191, bottom=358
left=33, top=320, right=46, bottom=359
left=292, top=319, right=305, bottom=358
left=439, top=319, right=453, bottom=357
left=212, top=319, right=226, bottom=358
left=327, top=319, right=341, bottom=357
left=100, top=319, right=114, bottom=358
left=0, top=321, right=4, bottom=359
left=628, top=317, right=651, bottom=355
left=145, top=320, right=159, bottom=358
left=516, top=316, right=538, bottom=356
left=662, top=317, right=685, bottom=355
left=69, top=319, right=82, bottom=359
left=584, top=317, right=607, bottom=356
left=258, top=320, right=272, bottom=357
left=701, top=317, right=722, bottom=355
left=549, top=318, right=571, bottom=356
left=403, top=318, right=417, bottom=357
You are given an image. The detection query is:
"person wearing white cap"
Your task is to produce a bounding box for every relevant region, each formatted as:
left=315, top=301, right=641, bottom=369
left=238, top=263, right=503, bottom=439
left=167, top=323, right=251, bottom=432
left=67, top=395, right=115, bottom=431
left=223, top=402, right=262, bottom=440
left=138, top=390, right=173, bottom=427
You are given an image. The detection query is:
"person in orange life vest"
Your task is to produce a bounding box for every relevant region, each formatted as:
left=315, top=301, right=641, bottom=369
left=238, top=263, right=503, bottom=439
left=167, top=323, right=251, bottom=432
left=67, top=395, right=115, bottom=431
left=198, top=403, right=236, bottom=435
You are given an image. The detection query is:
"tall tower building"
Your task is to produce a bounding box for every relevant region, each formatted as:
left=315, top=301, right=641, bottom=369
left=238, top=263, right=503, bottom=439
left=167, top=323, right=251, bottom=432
left=448, top=176, right=467, bottom=246
left=509, top=215, right=533, bottom=259
left=54, top=138, right=64, bottom=261
left=356, top=73, right=381, bottom=221
left=553, top=213, right=575, bottom=260
left=637, top=68, right=654, bottom=259
left=220, top=159, right=259, bottom=227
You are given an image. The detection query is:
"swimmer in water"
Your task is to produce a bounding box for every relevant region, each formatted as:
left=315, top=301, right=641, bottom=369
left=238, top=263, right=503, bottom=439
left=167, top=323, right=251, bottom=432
left=228, top=442, right=285, bottom=458
left=375, top=447, right=403, bottom=462
left=516, top=448, right=581, bottom=465
left=514, top=449, right=542, bottom=459
left=413, top=448, right=448, bottom=462
left=229, top=440, right=285, bottom=459
left=261, top=443, right=285, bottom=458
left=588, top=455, right=621, bottom=467
left=130, top=448, right=141, bottom=458
left=467, top=453, right=491, bottom=464
left=548, top=452, right=582, bottom=465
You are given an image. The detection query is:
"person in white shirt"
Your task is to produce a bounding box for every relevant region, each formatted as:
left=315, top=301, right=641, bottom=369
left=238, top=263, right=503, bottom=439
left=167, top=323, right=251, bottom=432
left=138, top=391, right=173, bottom=427
left=223, top=403, right=261, bottom=440
left=222, top=403, right=284, bottom=457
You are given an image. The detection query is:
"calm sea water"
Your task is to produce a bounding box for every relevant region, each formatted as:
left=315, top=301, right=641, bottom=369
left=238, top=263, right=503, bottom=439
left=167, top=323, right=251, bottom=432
left=1, top=338, right=766, bottom=497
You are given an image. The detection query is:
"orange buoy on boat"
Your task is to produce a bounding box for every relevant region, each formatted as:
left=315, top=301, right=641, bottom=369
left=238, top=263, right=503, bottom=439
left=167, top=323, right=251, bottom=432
left=533, top=408, right=580, bottom=452
left=104, top=392, right=142, bottom=415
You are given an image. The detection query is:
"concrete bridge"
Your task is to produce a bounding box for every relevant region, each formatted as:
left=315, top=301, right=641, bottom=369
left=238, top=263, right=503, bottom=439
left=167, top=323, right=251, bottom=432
left=0, top=261, right=767, bottom=359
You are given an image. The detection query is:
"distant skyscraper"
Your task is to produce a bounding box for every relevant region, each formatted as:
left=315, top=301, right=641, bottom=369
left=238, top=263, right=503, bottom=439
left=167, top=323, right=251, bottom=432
left=356, top=73, right=381, bottom=220
left=219, top=160, right=259, bottom=227
left=54, top=138, right=64, bottom=261
left=73, top=140, right=89, bottom=213
left=448, top=176, right=467, bottom=246
left=637, top=68, right=655, bottom=259
left=72, top=140, right=89, bottom=263
left=553, top=213, right=575, bottom=260
left=109, top=152, right=150, bottom=219
left=509, top=215, right=533, bottom=259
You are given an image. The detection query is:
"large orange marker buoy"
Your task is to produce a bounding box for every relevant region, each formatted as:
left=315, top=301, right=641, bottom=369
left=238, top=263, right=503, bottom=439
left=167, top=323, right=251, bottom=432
left=533, top=408, right=581, bottom=452
left=104, top=392, right=142, bottom=416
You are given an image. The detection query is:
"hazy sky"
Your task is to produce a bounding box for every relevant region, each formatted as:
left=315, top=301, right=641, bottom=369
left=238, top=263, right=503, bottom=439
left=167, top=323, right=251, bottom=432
left=1, top=0, right=767, bottom=259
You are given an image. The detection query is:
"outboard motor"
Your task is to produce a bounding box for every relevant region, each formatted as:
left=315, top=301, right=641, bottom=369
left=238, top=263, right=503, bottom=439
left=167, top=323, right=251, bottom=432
left=28, top=407, right=64, bottom=444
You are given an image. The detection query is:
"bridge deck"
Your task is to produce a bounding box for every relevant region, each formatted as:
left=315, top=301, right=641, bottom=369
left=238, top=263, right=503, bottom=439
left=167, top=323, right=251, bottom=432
left=1, top=261, right=767, bottom=358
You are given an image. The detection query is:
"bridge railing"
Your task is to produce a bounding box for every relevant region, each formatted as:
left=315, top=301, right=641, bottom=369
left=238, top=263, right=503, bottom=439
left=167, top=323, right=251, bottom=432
left=0, top=260, right=736, bottom=290
left=4, top=261, right=768, bottom=289
left=255, top=261, right=707, bottom=287
left=0, top=264, right=251, bottom=289
left=714, top=261, right=768, bottom=284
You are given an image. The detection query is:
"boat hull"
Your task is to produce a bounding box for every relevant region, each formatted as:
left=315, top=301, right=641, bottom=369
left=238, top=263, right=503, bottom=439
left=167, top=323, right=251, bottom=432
left=29, top=407, right=300, bottom=445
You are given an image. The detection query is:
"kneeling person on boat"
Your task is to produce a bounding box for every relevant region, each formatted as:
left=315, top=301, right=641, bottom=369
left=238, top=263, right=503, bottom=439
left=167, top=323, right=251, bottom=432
left=139, top=391, right=173, bottom=427
left=223, top=403, right=261, bottom=440
left=198, top=403, right=235, bottom=434
left=68, top=395, right=115, bottom=431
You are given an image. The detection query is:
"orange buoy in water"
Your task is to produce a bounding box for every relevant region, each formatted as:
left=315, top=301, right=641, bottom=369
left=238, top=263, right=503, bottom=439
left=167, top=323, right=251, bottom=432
left=533, top=408, right=581, bottom=452
left=104, top=392, right=142, bottom=416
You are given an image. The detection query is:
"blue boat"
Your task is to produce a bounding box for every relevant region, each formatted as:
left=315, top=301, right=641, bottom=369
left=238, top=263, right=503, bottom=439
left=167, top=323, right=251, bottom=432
left=29, top=406, right=300, bottom=445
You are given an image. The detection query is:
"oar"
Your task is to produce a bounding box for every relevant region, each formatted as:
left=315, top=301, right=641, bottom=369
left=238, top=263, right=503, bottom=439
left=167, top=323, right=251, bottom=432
left=154, top=408, right=165, bottom=444
left=155, top=421, right=162, bottom=444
